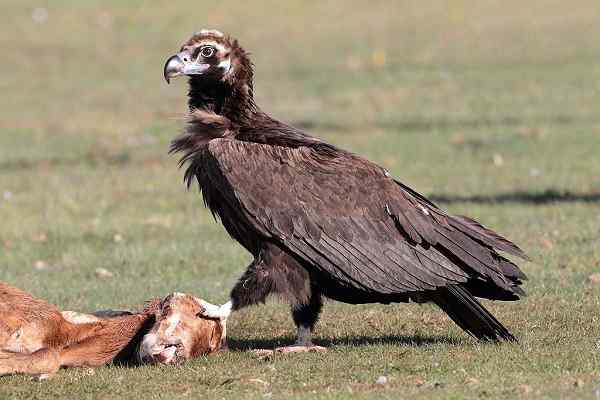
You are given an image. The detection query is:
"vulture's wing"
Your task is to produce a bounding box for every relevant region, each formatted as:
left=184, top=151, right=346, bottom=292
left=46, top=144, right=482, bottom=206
left=200, top=138, right=526, bottom=297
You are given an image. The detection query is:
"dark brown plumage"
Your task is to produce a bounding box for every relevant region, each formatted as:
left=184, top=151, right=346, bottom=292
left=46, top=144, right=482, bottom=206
left=164, top=30, right=528, bottom=345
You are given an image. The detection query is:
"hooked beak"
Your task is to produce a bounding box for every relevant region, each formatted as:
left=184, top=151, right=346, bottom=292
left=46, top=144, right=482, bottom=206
left=163, top=51, right=210, bottom=83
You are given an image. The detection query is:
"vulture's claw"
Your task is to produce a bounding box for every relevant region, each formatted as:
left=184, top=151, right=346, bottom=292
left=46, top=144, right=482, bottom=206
left=275, top=345, right=327, bottom=354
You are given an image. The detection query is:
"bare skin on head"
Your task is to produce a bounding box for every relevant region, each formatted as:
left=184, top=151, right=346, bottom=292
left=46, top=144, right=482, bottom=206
left=0, top=282, right=224, bottom=379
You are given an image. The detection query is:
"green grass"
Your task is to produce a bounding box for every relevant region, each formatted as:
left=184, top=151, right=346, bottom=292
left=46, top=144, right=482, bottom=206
left=1, top=1, right=600, bottom=398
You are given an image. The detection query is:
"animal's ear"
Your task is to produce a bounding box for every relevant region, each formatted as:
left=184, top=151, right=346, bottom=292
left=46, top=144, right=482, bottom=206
left=191, top=297, right=207, bottom=316
left=207, top=320, right=224, bottom=353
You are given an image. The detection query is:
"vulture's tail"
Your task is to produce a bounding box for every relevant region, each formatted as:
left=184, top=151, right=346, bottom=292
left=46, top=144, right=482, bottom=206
left=432, top=285, right=516, bottom=342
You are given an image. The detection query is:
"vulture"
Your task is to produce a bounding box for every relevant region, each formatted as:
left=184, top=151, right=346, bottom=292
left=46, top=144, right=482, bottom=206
left=163, top=30, right=528, bottom=351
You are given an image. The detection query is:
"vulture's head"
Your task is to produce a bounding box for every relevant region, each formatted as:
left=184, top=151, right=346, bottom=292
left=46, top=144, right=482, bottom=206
left=163, top=29, right=251, bottom=88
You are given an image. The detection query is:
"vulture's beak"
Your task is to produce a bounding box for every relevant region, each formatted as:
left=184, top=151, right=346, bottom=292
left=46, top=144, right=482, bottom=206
left=163, top=51, right=210, bottom=83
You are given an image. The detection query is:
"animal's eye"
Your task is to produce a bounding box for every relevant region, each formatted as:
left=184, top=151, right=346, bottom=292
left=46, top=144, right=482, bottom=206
left=199, top=46, right=215, bottom=58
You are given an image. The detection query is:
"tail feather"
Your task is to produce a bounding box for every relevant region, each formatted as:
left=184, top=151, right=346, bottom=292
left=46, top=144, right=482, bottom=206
left=432, top=285, right=516, bottom=342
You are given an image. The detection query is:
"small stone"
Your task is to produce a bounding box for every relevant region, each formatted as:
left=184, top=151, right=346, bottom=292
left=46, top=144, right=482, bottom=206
left=144, top=215, right=173, bottom=228
left=34, top=260, right=48, bottom=271
left=346, top=55, right=362, bottom=71
left=529, top=168, right=541, bottom=177
left=414, top=377, right=426, bottom=386
left=32, top=233, right=48, bottom=243
left=248, top=378, right=268, bottom=386
left=3, top=191, right=13, bottom=201
left=31, top=8, right=48, bottom=24
left=574, top=378, right=584, bottom=388
left=96, top=11, right=113, bottom=30
left=466, top=377, right=479, bottom=385
left=375, top=375, right=388, bottom=385
left=113, top=234, right=123, bottom=243
left=515, top=384, right=532, bottom=394
left=518, top=127, right=544, bottom=138
left=450, top=133, right=466, bottom=145
left=95, top=268, right=114, bottom=279
left=492, top=153, right=504, bottom=167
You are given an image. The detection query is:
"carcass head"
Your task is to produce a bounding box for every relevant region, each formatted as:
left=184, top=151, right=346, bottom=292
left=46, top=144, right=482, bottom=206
left=137, top=293, right=224, bottom=365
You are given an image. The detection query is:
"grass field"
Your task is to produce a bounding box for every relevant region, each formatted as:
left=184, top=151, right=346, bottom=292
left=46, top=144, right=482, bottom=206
left=1, top=1, right=600, bottom=398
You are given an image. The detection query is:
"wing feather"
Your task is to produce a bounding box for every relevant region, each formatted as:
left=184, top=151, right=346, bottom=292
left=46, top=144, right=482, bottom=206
left=203, top=138, right=525, bottom=297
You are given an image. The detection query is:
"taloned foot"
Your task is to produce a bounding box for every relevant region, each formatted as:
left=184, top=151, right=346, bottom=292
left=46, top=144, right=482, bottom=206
left=250, top=345, right=327, bottom=358
left=250, top=326, right=326, bottom=358
left=251, top=349, right=275, bottom=358
left=275, top=345, right=327, bottom=354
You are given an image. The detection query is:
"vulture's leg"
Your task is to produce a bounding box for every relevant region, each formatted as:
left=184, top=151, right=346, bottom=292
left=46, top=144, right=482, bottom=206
left=199, top=251, right=278, bottom=320
left=200, top=244, right=327, bottom=355
left=274, top=290, right=326, bottom=354
left=292, top=293, right=322, bottom=345
left=229, top=253, right=275, bottom=311
left=198, top=254, right=275, bottom=351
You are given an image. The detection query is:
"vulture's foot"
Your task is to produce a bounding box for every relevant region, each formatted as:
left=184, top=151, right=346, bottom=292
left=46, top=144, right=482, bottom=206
left=250, top=345, right=327, bottom=358
left=275, top=345, right=327, bottom=354
left=251, top=349, right=275, bottom=358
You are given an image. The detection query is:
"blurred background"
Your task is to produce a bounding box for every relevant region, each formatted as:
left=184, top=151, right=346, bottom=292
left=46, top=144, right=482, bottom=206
left=1, top=0, right=598, bottom=307
left=0, top=0, right=598, bottom=333
left=1, top=1, right=599, bottom=397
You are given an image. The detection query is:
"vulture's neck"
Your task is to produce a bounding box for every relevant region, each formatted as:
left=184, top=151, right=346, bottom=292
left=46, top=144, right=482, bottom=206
left=187, top=77, right=259, bottom=127
left=184, top=75, right=327, bottom=150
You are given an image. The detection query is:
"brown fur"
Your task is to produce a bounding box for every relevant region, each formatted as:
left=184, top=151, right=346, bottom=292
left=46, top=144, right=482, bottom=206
left=139, top=293, right=224, bottom=364
left=0, top=282, right=223, bottom=379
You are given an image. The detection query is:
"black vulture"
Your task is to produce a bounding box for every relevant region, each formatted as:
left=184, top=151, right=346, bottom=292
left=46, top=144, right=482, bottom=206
left=163, top=30, right=527, bottom=352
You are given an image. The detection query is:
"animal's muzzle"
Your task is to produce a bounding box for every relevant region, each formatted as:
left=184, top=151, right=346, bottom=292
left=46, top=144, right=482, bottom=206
left=137, top=333, right=182, bottom=365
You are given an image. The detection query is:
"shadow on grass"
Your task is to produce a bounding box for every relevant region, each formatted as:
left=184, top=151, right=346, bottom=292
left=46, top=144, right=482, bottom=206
left=227, top=334, right=461, bottom=351
left=0, top=151, right=131, bottom=171
left=292, top=113, right=588, bottom=133
left=429, top=189, right=600, bottom=205
left=380, top=114, right=585, bottom=132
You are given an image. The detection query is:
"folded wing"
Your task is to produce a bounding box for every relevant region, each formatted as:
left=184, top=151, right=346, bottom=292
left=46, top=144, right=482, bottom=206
left=199, top=138, right=526, bottom=299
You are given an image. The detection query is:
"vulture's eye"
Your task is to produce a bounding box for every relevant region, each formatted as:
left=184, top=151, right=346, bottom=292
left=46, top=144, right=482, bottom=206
left=199, top=46, right=215, bottom=59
